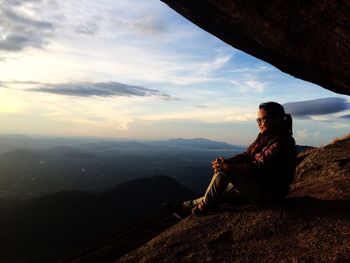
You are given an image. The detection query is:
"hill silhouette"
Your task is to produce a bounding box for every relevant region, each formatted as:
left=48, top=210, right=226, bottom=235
left=0, top=175, right=193, bottom=263
left=74, top=136, right=350, bottom=263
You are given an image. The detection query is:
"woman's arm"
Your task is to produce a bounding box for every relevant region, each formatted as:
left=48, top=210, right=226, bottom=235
left=213, top=135, right=295, bottom=174
left=212, top=156, right=251, bottom=174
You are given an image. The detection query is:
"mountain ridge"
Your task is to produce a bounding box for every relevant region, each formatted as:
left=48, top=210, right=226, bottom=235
left=0, top=136, right=243, bottom=199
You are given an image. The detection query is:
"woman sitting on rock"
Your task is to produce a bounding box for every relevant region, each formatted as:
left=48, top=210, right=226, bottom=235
left=167, top=102, right=297, bottom=218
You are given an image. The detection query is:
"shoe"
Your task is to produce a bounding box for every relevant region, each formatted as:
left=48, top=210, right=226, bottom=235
left=191, top=201, right=216, bottom=215
left=163, top=202, right=191, bottom=220
left=191, top=201, right=207, bottom=215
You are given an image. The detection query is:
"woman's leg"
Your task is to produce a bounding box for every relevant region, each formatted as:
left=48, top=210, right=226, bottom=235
left=219, top=183, right=247, bottom=206
left=184, top=171, right=233, bottom=209
left=228, top=170, right=267, bottom=204
left=183, top=170, right=264, bottom=212
left=202, top=171, right=232, bottom=206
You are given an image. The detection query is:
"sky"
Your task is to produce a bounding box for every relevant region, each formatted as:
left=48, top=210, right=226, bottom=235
left=0, top=0, right=349, bottom=147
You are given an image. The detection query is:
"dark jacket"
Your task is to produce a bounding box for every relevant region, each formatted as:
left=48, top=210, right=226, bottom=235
left=228, top=132, right=297, bottom=200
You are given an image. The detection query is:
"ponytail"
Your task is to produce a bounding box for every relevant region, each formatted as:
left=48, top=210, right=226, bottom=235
left=283, top=114, right=293, bottom=135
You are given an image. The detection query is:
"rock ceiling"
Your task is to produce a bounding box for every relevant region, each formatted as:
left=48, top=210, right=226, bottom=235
left=161, top=0, right=350, bottom=95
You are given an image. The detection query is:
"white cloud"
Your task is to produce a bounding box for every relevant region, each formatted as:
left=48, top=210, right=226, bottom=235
left=229, top=65, right=273, bottom=74
left=110, top=15, right=168, bottom=36
left=310, top=116, right=330, bottom=122
left=0, top=0, right=235, bottom=89
left=199, top=54, right=232, bottom=74
left=245, top=80, right=266, bottom=93
left=140, top=105, right=255, bottom=124
left=296, top=129, right=309, bottom=141
left=230, top=79, right=267, bottom=93
left=331, top=123, right=350, bottom=129
left=0, top=0, right=55, bottom=52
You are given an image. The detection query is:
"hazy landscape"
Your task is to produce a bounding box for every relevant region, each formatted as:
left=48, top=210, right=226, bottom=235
left=0, top=134, right=244, bottom=262
left=0, top=134, right=244, bottom=199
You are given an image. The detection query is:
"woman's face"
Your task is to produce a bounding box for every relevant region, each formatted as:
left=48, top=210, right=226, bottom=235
left=257, top=108, right=278, bottom=135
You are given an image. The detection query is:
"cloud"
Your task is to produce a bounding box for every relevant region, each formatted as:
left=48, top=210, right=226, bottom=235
left=75, top=15, right=104, bottom=35
left=104, top=12, right=168, bottom=38
left=0, top=80, right=40, bottom=89
left=231, top=79, right=267, bottom=93
left=28, top=81, right=172, bottom=99
left=58, top=1, right=169, bottom=38
left=127, top=16, right=168, bottom=36
left=296, top=129, right=309, bottom=140
left=0, top=1, right=54, bottom=51
left=229, top=65, right=273, bottom=74
left=283, top=98, right=350, bottom=117
left=199, top=54, right=231, bottom=73
left=340, top=114, right=350, bottom=119
left=6, top=80, right=40, bottom=85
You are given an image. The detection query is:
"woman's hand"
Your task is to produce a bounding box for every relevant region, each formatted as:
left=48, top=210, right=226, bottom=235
left=212, top=157, right=231, bottom=173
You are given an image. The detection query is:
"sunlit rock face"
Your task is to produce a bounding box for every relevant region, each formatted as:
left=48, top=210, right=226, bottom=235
left=161, top=0, right=350, bottom=95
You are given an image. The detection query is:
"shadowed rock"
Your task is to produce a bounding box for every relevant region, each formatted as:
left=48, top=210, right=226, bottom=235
left=161, top=0, right=350, bottom=95
left=116, top=199, right=350, bottom=262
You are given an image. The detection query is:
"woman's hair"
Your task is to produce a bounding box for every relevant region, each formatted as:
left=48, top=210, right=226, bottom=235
left=259, top=102, right=293, bottom=135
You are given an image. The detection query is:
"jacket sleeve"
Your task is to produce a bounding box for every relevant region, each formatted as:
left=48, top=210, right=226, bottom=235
left=226, top=137, right=258, bottom=164
left=248, top=136, right=292, bottom=172
left=226, top=152, right=251, bottom=164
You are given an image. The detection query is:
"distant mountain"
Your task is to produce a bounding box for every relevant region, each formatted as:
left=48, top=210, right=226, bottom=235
left=0, top=134, right=85, bottom=153
left=0, top=175, right=194, bottom=263
left=0, top=136, right=244, bottom=199
left=0, top=134, right=34, bottom=153
left=0, top=148, right=41, bottom=161
left=148, top=138, right=243, bottom=150
left=0, top=134, right=243, bottom=153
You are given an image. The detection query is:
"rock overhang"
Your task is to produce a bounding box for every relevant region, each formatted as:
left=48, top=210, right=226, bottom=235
left=161, top=0, right=350, bottom=96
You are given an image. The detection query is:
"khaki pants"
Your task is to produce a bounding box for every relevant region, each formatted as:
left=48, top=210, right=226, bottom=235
left=192, top=171, right=265, bottom=207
